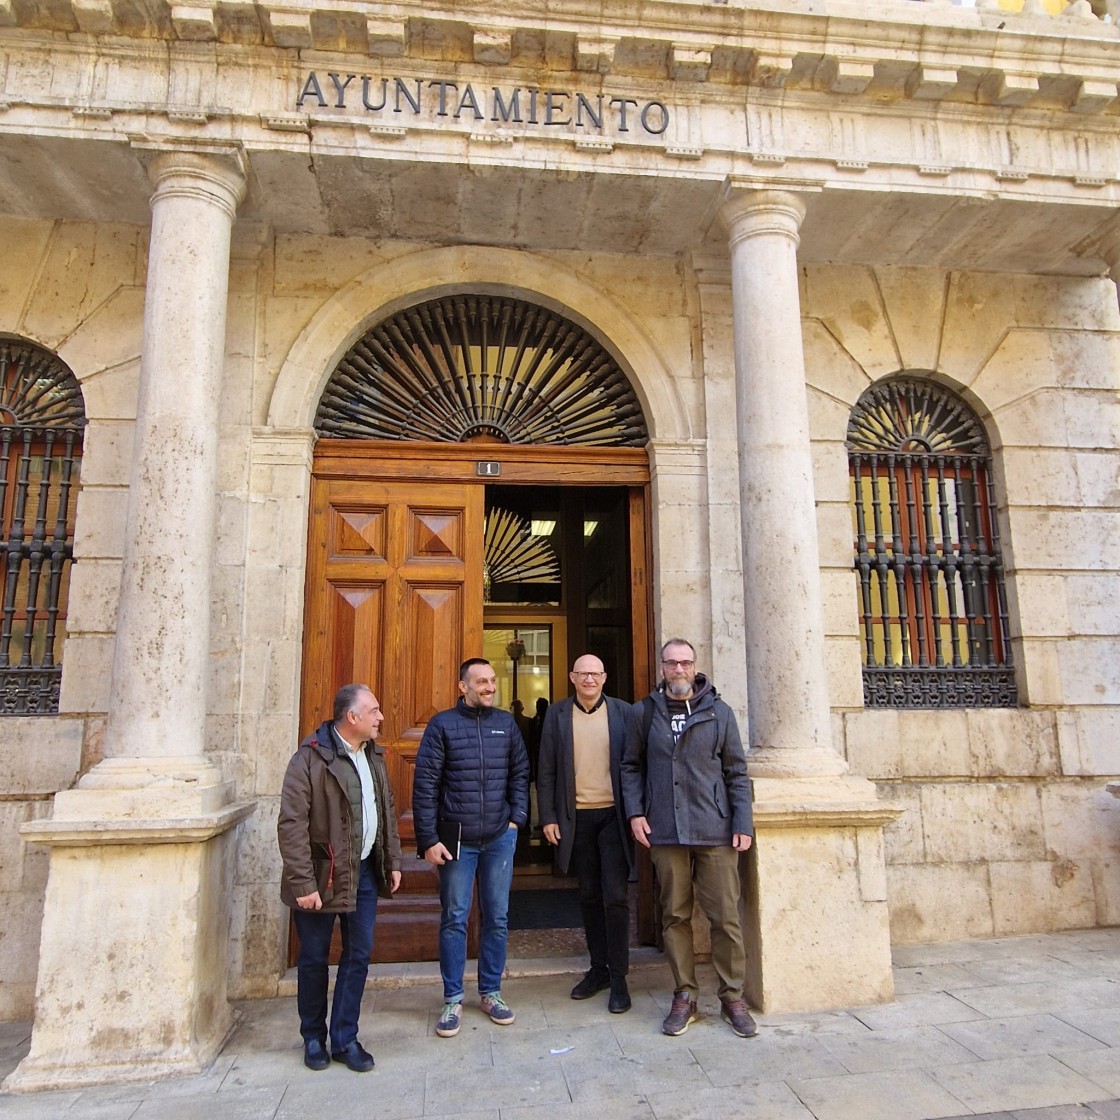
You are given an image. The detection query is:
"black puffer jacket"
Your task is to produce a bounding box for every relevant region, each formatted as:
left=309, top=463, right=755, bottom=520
left=412, top=698, right=530, bottom=853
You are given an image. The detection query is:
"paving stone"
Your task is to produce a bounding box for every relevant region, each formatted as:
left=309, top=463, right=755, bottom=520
left=850, top=991, right=988, bottom=1030
left=500, top=1103, right=652, bottom=1120
left=423, top=1056, right=571, bottom=1112
left=939, top=1013, right=1109, bottom=1060
left=1008, top=1106, right=1109, bottom=1119
left=959, top=957, right=1090, bottom=988
left=689, top=1031, right=847, bottom=1086
left=1055, top=1010, right=1120, bottom=1048
left=129, top=1086, right=285, bottom=1120
left=559, top=1050, right=709, bottom=1105
left=274, top=1062, right=424, bottom=1118
left=787, top=1068, right=969, bottom=1120
left=816, top=1024, right=980, bottom=1073
left=951, top=981, right=1118, bottom=1020
left=929, top=1054, right=1113, bottom=1114
left=893, top=963, right=991, bottom=996
left=644, top=1079, right=817, bottom=1120
left=1057, top=1049, right=1120, bottom=1096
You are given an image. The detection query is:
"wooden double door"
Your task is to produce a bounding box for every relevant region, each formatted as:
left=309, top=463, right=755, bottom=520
left=296, top=441, right=652, bottom=964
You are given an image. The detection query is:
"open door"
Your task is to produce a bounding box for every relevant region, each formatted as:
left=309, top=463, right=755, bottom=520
left=298, top=477, right=484, bottom=962
left=295, top=441, right=653, bottom=966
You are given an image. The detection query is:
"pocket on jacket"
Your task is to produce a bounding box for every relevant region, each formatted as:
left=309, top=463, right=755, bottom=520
left=713, top=781, right=729, bottom=818
left=311, top=841, right=335, bottom=903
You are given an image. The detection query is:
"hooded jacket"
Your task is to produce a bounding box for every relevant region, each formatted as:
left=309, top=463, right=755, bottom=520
left=278, top=721, right=402, bottom=912
left=620, top=674, right=753, bottom=846
left=412, top=697, right=530, bottom=853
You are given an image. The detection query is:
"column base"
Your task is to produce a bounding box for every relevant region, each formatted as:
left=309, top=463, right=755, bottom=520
left=5, top=759, right=255, bottom=1093
left=747, top=773, right=904, bottom=1014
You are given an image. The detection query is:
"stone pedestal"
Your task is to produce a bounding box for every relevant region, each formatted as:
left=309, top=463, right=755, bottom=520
left=747, top=777, right=903, bottom=1013
left=7, top=760, right=255, bottom=1091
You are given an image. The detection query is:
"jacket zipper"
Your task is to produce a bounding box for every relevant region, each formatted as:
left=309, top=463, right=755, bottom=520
left=477, top=710, right=486, bottom=841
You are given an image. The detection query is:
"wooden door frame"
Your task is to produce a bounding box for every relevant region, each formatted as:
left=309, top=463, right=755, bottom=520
left=301, top=439, right=657, bottom=957
left=313, top=439, right=653, bottom=695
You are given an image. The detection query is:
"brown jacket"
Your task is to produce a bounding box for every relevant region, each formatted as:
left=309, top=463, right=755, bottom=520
left=278, top=721, right=402, bottom=912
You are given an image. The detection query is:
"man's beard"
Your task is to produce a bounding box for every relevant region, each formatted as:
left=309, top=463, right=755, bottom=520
left=665, top=678, right=693, bottom=699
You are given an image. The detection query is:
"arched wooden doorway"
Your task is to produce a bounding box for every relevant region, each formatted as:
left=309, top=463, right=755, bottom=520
left=295, top=294, right=655, bottom=964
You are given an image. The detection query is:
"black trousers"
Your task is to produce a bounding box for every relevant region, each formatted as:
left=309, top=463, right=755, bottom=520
left=570, top=807, right=630, bottom=978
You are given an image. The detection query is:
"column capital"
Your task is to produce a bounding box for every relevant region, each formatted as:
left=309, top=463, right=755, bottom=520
left=147, top=149, right=247, bottom=221
left=717, top=184, right=808, bottom=247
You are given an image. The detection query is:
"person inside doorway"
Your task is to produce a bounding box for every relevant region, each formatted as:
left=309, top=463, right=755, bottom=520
left=537, top=653, right=634, bottom=1013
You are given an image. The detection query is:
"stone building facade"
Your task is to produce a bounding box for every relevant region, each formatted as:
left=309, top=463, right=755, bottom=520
left=0, top=0, right=1118, bottom=1090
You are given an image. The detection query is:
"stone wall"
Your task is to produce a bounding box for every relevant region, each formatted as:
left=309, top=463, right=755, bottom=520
left=2, top=213, right=1118, bottom=1014
left=804, top=263, right=1120, bottom=943
left=0, top=217, right=145, bottom=1018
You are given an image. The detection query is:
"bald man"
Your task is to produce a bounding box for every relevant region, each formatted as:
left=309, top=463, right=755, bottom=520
left=537, top=654, right=633, bottom=1013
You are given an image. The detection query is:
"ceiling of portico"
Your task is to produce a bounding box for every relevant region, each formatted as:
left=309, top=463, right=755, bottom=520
left=2, top=131, right=1116, bottom=278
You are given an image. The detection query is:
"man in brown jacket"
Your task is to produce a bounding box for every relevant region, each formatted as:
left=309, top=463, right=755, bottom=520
left=278, top=684, right=402, bottom=1072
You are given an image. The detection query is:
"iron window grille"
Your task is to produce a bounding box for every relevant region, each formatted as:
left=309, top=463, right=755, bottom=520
left=846, top=378, right=1017, bottom=709
left=0, top=341, right=85, bottom=716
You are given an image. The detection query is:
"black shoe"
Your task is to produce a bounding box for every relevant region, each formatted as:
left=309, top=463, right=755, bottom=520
left=303, top=1037, right=329, bottom=1071
left=570, top=969, right=610, bottom=1000
left=332, top=1040, right=375, bottom=1072
left=608, top=977, right=631, bottom=1014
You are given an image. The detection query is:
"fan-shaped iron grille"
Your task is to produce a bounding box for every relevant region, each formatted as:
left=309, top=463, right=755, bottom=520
left=1, top=341, right=85, bottom=717
left=316, top=295, right=647, bottom=446
left=1, top=341, right=86, bottom=429
left=846, top=378, right=987, bottom=455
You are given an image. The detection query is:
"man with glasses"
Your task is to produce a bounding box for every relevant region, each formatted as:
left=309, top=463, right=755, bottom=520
left=621, top=639, right=756, bottom=1038
left=537, top=653, right=634, bottom=1013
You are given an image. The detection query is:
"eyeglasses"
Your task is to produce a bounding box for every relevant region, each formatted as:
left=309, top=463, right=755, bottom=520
left=572, top=671, right=604, bottom=679
left=661, top=659, right=695, bottom=670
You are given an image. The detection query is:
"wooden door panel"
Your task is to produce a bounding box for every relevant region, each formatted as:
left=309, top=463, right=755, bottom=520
left=298, top=475, right=484, bottom=964
left=326, top=582, right=383, bottom=692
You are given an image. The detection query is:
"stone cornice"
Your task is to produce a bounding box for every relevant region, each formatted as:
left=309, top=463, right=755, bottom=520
left=1, top=1, right=1119, bottom=119
left=20, top=800, right=258, bottom=845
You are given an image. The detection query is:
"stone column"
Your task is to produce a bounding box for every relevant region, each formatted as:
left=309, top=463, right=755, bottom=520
left=8, top=151, right=255, bottom=1092
left=719, top=187, right=843, bottom=780
left=717, top=181, right=901, bottom=1013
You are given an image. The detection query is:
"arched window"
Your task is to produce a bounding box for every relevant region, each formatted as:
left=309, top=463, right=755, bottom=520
left=846, top=377, right=1016, bottom=709
left=0, top=341, right=85, bottom=716
left=315, top=294, right=648, bottom=446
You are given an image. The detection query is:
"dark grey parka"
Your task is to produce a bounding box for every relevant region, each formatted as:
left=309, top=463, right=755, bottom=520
left=620, top=675, right=753, bottom=846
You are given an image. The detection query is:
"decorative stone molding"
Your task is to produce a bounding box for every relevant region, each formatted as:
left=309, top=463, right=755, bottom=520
left=3, top=1, right=1120, bottom=123
left=367, top=17, right=407, bottom=56
left=474, top=28, right=512, bottom=66
left=670, top=45, right=712, bottom=82
left=170, top=1, right=217, bottom=40
left=72, top=0, right=114, bottom=34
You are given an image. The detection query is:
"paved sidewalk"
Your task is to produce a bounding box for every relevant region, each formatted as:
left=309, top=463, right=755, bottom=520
left=1, top=928, right=1119, bottom=1119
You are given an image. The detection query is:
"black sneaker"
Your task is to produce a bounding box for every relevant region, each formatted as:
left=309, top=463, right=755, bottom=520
left=661, top=990, right=697, bottom=1036
left=570, top=969, right=610, bottom=1000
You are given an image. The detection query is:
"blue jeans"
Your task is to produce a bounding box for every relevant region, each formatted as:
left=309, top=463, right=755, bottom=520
left=293, top=855, right=378, bottom=1051
left=438, top=825, right=516, bottom=1002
